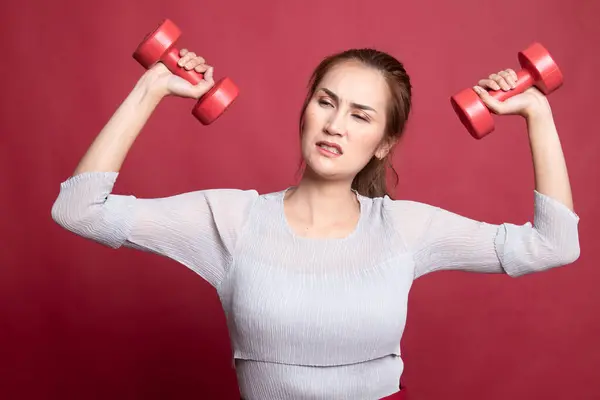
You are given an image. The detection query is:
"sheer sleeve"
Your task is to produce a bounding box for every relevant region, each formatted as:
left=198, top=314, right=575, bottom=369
left=385, top=191, right=580, bottom=279
left=51, top=171, right=258, bottom=288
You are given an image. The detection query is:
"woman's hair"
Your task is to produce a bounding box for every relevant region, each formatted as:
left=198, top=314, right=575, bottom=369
left=299, top=48, right=412, bottom=198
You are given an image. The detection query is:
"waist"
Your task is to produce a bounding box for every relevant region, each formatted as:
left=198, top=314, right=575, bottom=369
left=235, top=355, right=404, bottom=400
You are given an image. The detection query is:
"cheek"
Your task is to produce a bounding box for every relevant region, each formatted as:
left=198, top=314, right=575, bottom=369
left=350, top=127, right=386, bottom=155
left=300, top=105, right=322, bottom=142
left=302, top=103, right=321, bottom=130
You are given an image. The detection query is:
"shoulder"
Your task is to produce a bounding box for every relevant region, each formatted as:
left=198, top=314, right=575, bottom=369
left=359, top=194, right=444, bottom=249
left=199, top=187, right=287, bottom=215
left=163, top=187, right=259, bottom=211
left=200, top=187, right=261, bottom=203
left=361, top=193, right=441, bottom=224
left=198, top=187, right=275, bottom=214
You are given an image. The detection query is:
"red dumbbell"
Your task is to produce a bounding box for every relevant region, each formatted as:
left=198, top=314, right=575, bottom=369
left=133, top=19, right=239, bottom=125
left=450, top=42, right=563, bottom=139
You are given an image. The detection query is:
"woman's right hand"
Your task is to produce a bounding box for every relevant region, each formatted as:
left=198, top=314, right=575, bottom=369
left=140, top=49, right=215, bottom=99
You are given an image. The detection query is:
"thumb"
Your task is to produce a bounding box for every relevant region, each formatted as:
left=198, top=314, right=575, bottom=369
left=473, top=85, right=505, bottom=114
left=189, top=66, right=215, bottom=98
left=203, top=66, right=215, bottom=86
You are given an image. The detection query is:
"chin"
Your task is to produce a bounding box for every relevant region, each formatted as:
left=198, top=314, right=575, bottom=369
left=303, top=153, right=356, bottom=182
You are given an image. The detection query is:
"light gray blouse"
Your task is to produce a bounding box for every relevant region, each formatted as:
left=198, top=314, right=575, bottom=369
left=51, top=171, right=580, bottom=399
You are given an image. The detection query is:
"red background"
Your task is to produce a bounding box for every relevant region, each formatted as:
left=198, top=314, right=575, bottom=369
left=1, top=0, right=598, bottom=399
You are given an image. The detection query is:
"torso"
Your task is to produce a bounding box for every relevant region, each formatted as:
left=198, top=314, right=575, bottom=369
left=216, top=188, right=414, bottom=399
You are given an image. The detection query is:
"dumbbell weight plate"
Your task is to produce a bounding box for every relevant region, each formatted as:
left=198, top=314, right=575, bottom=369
left=133, top=19, right=181, bottom=70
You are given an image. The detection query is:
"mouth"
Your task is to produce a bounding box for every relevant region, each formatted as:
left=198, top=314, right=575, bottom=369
left=316, top=141, right=343, bottom=156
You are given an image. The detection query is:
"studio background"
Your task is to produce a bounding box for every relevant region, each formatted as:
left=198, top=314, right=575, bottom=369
left=1, top=0, right=598, bottom=398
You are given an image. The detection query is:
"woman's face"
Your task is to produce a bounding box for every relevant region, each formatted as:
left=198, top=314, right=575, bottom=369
left=301, top=61, right=392, bottom=183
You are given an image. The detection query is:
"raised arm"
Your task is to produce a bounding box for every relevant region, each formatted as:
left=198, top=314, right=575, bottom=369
left=473, top=69, right=574, bottom=211
left=72, top=49, right=215, bottom=175
left=391, top=69, right=580, bottom=279
left=51, top=51, right=256, bottom=289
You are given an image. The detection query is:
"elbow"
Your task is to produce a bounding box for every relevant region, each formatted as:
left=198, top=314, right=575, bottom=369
left=554, top=240, right=581, bottom=266
left=50, top=172, right=129, bottom=249
left=51, top=197, right=68, bottom=226
left=501, top=229, right=581, bottom=277
left=51, top=195, right=95, bottom=236
left=501, top=200, right=581, bottom=276
left=51, top=196, right=75, bottom=231
left=532, top=236, right=581, bottom=274
left=50, top=195, right=116, bottom=248
left=546, top=222, right=581, bottom=268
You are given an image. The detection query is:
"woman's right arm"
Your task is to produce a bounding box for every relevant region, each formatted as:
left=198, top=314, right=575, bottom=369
left=73, top=49, right=215, bottom=175
left=51, top=51, right=258, bottom=289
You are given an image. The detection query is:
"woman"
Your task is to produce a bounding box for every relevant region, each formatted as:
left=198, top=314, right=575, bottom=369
left=51, top=47, right=580, bottom=399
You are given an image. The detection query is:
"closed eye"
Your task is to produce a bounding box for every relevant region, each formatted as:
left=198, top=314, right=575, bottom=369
left=318, top=98, right=370, bottom=122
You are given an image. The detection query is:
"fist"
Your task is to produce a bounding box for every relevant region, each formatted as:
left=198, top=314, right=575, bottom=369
left=473, top=69, right=551, bottom=118
left=143, top=49, right=215, bottom=99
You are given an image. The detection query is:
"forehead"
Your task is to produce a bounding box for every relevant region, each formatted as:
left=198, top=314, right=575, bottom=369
left=318, top=61, right=389, bottom=109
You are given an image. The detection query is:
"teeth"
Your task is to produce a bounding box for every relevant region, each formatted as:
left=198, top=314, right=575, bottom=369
left=318, top=144, right=340, bottom=154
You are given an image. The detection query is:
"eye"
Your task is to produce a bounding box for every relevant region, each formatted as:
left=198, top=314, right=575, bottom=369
left=318, top=99, right=334, bottom=107
left=352, top=114, right=369, bottom=122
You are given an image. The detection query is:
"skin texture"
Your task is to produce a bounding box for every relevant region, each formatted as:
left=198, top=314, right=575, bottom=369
left=284, top=61, right=395, bottom=238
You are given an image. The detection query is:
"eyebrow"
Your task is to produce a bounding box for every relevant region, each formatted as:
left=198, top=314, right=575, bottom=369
left=319, top=88, right=377, bottom=113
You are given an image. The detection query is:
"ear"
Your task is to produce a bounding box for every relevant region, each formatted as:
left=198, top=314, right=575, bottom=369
left=375, top=137, right=397, bottom=160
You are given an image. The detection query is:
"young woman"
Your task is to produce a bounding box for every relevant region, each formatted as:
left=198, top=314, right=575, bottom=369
left=51, top=47, right=580, bottom=399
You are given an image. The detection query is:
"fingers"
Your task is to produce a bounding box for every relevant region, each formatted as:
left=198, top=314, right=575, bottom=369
left=478, top=77, right=501, bottom=91
left=472, top=68, right=523, bottom=115
left=478, top=69, right=518, bottom=92
left=165, top=48, right=216, bottom=99
left=505, top=68, right=518, bottom=83
left=498, top=69, right=517, bottom=89
left=178, top=49, right=207, bottom=72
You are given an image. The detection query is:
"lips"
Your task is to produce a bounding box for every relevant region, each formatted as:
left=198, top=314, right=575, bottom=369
left=316, top=141, right=343, bottom=155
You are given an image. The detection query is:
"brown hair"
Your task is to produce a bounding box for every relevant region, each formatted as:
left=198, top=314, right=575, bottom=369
left=299, top=48, right=412, bottom=198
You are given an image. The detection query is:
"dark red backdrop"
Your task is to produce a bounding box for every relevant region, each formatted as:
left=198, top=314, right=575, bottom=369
left=2, top=0, right=598, bottom=399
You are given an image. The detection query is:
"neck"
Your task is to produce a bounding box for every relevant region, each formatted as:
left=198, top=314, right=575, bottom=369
left=285, top=175, right=359, bottom=226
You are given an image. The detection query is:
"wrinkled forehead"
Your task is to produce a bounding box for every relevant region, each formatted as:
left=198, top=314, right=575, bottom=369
left=318, top=62, right=389, bottom=111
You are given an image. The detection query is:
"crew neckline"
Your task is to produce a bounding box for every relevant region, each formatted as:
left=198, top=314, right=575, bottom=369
left=278, top=187, right=365, bottom=241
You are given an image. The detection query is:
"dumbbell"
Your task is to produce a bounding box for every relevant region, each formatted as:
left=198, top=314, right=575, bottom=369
left=450, top=42, right=563, bottom=139
left=133, top=19, right=239, bottom=125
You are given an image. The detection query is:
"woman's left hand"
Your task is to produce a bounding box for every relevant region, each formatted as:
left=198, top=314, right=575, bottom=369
left=473, top=69, right=552, bottom=119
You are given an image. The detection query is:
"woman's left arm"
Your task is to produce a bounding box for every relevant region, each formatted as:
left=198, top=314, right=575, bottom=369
left=473, top=69, right=573, bottom=210
left=410, top=70, right=580, bottom=279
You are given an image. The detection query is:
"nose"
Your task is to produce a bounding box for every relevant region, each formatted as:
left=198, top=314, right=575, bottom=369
left=325, top=111, right=346, bottom=136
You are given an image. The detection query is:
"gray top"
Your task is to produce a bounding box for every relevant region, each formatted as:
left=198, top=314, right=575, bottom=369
left=51, top=171, right=580, bottom=399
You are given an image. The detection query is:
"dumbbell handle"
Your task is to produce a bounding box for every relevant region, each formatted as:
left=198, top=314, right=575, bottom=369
left=160, top=45, right=204, bottom=86
left=485, top=69, right=533, bottom=102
